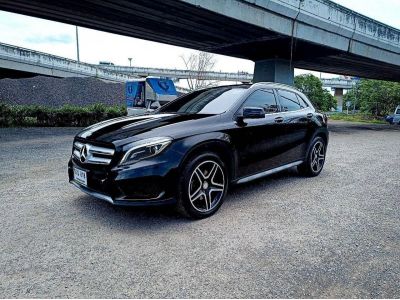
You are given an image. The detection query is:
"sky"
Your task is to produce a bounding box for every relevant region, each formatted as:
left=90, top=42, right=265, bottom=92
left=0, top=0, right=399, bottom=78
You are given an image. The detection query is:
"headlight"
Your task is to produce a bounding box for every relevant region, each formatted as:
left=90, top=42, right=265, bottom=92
left=119, top=137, right=172, bottom=166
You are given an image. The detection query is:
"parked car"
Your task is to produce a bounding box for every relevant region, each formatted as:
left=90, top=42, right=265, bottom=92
left=385, top=105, right=400, bottom=125
left=68, top=82, right=329, bottom=218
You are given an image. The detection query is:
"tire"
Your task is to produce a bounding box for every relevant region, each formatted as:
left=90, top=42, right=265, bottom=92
left=297, top=136, right=326, bottom=177
left=176, top=152, right=228, bottom=219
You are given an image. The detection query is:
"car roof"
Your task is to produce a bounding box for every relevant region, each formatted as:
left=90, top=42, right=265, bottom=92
left=251, top=82, right=300, bottom=92
left=204, top=82, right=301, bottom=93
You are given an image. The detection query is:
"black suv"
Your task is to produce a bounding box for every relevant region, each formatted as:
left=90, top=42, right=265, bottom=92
left=69, top=82, right=329, bottom=218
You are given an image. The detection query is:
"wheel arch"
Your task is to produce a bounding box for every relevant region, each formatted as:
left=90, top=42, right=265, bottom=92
left=178, top=134, right=236, bottom=182
left=303, top=128, right=329, bottom=162
left=315, top=131, right=328, bottom=146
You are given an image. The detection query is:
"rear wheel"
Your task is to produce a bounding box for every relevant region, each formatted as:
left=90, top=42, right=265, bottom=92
left=176, top=153, right=228, bottom=219
left=298, top=136, right=326, bottom=177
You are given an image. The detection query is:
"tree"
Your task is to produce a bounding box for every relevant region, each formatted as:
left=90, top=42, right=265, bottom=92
left=294, top=74, right=336, bottom=111
left=344, top=79, right=400, bottom=116
left=180, top=51, right=217, bottom=91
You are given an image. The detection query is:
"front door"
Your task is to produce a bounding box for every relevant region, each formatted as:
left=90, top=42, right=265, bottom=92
left=226, top=89, right=286, bottom=178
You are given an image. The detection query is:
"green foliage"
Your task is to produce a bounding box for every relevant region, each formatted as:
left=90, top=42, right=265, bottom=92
left=0, top=103, right=126, bottom=127
left=328, top=112, right=385, bottom=124
left=294, top=74, right=336, bottom=111
left=343, top=79, right=400, bottom=116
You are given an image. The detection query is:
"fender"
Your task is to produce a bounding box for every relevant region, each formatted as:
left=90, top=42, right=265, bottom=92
left=173, top=132, right=238, bottom=181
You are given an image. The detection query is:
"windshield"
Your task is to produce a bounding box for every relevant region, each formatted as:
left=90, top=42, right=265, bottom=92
left=158, top=86, right=249, bottom=115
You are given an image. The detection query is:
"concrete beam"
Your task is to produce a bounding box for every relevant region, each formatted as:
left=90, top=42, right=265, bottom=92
left=253, top=59, right=294, bottom=85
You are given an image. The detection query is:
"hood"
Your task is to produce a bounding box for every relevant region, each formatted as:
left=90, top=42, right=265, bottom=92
left=77, top=113, right=217, bottom=144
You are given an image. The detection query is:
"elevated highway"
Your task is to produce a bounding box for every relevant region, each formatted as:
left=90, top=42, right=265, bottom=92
left=0, top=0, right=399, bottom=85
left=321, top=78, right=356, bottom=89
left=100, top=65, right=253, bottom=82
left=0, top=43, right=138, bottom=82
left=102, top=65, right=358, bottom=89
left=0, top=42, right=253, bottom=82
left=0, top=41, right=358, bottom=90
left=0, top=40, right=355, bottom=111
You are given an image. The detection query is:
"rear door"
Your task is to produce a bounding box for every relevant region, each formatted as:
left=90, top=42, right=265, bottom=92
left=276, top=89, right=311, bottom=163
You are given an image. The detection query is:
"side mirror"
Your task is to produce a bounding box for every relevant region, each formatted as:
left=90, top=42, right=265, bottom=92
left=243, top=107, right=265, bottom=119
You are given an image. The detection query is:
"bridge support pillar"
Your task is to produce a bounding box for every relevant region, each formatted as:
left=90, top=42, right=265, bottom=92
left=253, top=59, right=294, bottom=85
left=334, top=88, right=344, bottom=112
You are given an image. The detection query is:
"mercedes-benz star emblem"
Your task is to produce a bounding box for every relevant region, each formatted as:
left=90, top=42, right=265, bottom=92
left=80, top=145, right=88, bottom=163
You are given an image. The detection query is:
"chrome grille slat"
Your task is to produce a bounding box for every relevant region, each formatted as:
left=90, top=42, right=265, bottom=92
left=89, top=145, right=115, bottom=156
left=72, top=141, right=114, bottom=165
left=89, top=156, right=112, bottom=164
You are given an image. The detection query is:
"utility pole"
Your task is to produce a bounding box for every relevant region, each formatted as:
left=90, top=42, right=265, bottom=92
left=75, top=26, right=80, bottom=62
left=128, top=57, right=132, bottom=67
left=353, top=82, right=357, bottom=113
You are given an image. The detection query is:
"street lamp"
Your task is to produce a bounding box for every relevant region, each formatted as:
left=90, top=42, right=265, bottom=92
left=75, top=26, right=80, bottom=62
left=128, top=57, right=132, bottom=67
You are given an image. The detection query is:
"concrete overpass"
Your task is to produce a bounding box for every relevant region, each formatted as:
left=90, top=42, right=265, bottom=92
left=321, top=78, right=358, bottom=112
left=0, top=39, right=356, bottom=111
left=0, top=41, right=252, bottom=83
left=0, top=0, right=399, bottom=85
left=0, top=41, right=359, bottom=88
left=0, top=42, right=138, bottom=82
left=101, top=65, right=358, bottom=88
left=99, top=65, right=253, bottom=82
left=321, top=78, right=356, bottom=89
left=0, top=43, right=192, bottom=95
left=0, top=41, right=358, bottom=89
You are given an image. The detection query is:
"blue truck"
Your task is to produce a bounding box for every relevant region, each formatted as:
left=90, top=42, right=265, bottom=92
left=126, top=78, right=178, bottom=116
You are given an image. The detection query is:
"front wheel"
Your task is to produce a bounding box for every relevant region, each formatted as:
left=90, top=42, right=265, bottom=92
left=176, top=153, right=228, bottom=219
left=298, top=136, right=326, bottom=177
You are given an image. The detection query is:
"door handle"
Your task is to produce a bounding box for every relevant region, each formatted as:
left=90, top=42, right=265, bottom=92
left=306, top=113, right=313, bottom=119
left=274, top=117, right=284, bottom=123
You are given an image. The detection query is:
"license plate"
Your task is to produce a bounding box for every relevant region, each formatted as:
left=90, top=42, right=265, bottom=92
left=73, top=167, right=87, bottom=186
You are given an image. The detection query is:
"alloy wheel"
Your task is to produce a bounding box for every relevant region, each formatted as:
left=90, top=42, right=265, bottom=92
left=188, top=160, right=225, bottom=212
left=310, top=141, right=325, bottom=173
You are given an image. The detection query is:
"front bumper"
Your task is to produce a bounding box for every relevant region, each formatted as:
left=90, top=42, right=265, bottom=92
left=68, top=154, right=180, bottom=206
left=70, top=180, right=175, bottom=206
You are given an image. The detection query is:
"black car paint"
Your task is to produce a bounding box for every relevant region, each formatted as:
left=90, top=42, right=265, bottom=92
left=68, top=84, right=328, bottom=205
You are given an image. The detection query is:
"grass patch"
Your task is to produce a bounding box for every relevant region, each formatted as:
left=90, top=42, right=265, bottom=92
left=328, top=113, right=386, bottom=124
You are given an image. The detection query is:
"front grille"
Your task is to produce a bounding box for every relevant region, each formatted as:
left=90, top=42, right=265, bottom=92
left=73, top=141, right=115, bottom=165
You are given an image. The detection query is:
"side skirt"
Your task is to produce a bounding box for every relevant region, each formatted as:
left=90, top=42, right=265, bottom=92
left=236, top=160, right=303, bottom=184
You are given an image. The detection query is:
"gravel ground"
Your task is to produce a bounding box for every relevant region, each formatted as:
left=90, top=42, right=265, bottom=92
left=0, top=121, right=399, bottom=298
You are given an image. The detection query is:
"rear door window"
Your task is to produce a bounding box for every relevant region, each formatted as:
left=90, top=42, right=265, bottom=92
left=278, top=90, right=301, bottom=111
left=296, top=94, right=309, bottom=109
left=242, top=89, right=278, bottom=114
